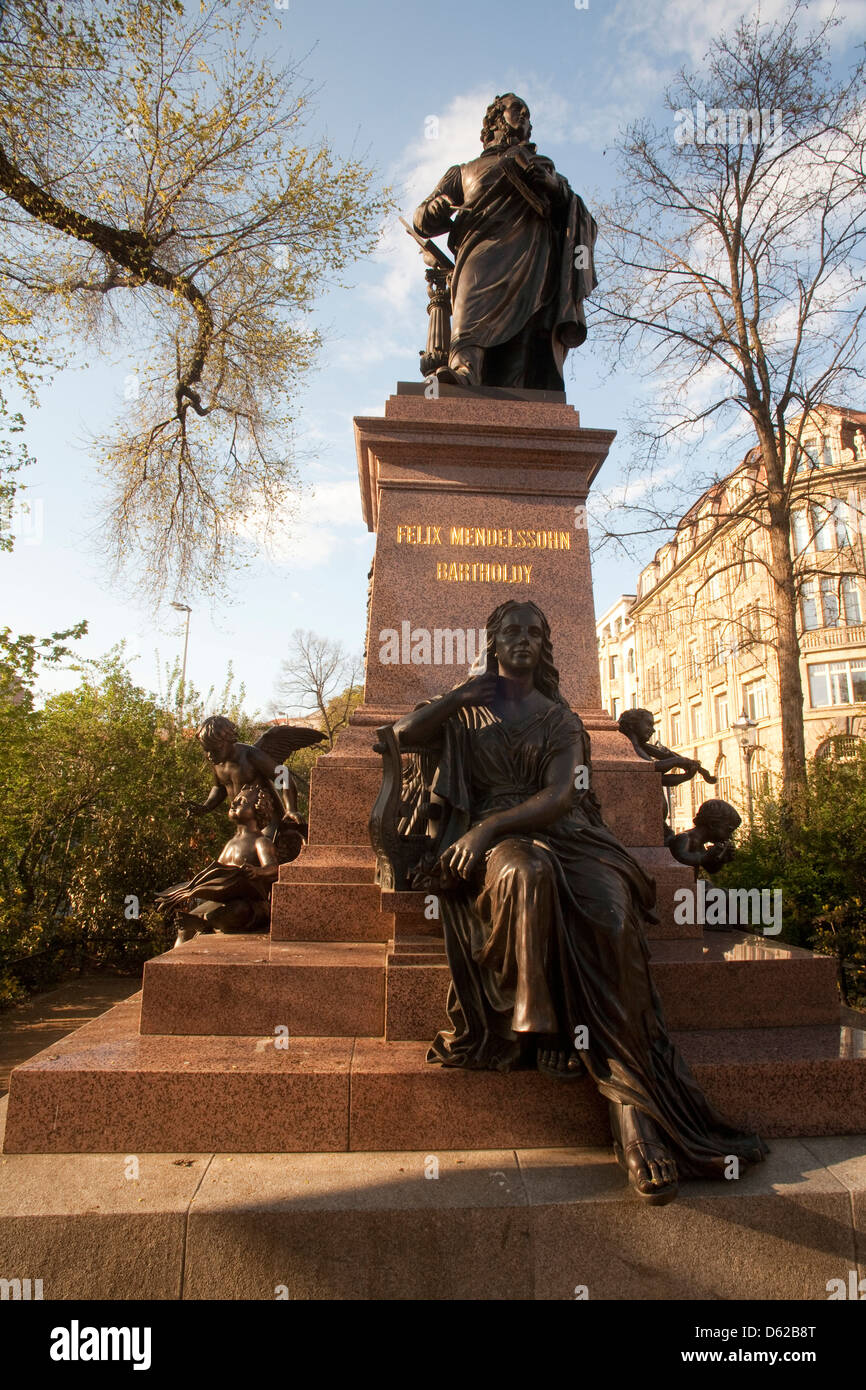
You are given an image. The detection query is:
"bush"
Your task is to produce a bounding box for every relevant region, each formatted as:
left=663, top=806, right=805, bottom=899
left=0, top=637, right=259, bottom=1005
left=714, top=746, right=866, bottom=1007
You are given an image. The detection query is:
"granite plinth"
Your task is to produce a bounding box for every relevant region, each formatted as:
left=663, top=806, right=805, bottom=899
left=278, top=844, right=376, bottom=883
left=140, top=936, right=386, bottom=1037
left=5, top=992, right=866, bottom=1154
left=4, top=1090, right=862, bottom=1300
left=355, top=393, right=611, bottom=712
left=270, top=882, right=386, bottom=942
left=384, top=931, right=841, bottom=1041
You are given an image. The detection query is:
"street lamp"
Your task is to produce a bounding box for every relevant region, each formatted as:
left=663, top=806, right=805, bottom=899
left=732, top=708, right=759, bottom=829
left=170, top=602, right=192, bottom=732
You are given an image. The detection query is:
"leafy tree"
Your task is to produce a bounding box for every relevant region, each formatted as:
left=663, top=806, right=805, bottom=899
left=0, top=388, right=35, bottom=552
left=0, top=637, right=257, bottom=1004
left=0, top=0, right=393, bottom=601
left=596, top=2, right=866, bottom=801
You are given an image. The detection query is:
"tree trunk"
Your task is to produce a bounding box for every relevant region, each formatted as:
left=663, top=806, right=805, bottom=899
left=766, top=494, right=808, bottom=803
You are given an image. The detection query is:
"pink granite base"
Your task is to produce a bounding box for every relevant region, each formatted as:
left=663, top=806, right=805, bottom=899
left=140, top=936, right=386, bottom=1037
left=384, top=932, right=841, bottom=1041
left=270, top=882, right=386, bottom=942
left=5, top=991, right=866, bottom=1154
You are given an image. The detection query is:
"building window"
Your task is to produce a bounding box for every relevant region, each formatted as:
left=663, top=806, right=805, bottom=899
left=820, top=577, right=840, bottom=628
left=668, top=653, right=679, bottom=685
left=833, top=498, right=853, bottom=548
left=801, top=580, right=820, bottom=631
left=670, top=711, right=682, bottom=745
left=626, top=648, right=635, bottom=675
left=823, top=437, right=835, bottom=468
left=801, top=437, right=821, bottom=471
left=609, top=653, right=619, bottom=680
left=750, top=755, right=770, bottom=799
left=690, top=703, right=704, bottom=738
left=843, top=577, right=862, bottom=625
left=743, top=678, right=769, bottom=721
left=811, top=503, right=834, bottom=551
left=808, top=660, right=866, bottom=707
left=714, top=691, right=729, bottom=733
left=792, top=510, right=810, bottom=555
left=715, top=753, right=732, bottom=804
left=612, top=697, right=621, bottom=719
left=688, top=644, right=700, bottom=681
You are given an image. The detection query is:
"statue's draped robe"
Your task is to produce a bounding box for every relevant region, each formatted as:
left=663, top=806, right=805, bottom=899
left=414, top=142, right=596, bottom=389
left=425, top=701, right=767, bottom=1179
left=156, top=860, right=270, bottom=928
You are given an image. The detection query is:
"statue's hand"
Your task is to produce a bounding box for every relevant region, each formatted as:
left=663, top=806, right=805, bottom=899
left=454, top=670, right=499, bottom=709
left=438, top=824, right=492, bottom=882
left=183, top=801, right=207, bottom=818
left=425, top=195, right=453, bottom=224
left=520, top=156, right=558, bottom=192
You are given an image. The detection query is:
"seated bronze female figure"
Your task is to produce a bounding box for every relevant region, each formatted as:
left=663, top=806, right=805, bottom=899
left=393, top=600, right=767, bottom=1205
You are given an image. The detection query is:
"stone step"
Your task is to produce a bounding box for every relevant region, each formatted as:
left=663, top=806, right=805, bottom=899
left=140, top=936, right=386, bottom=1037
left=1, top=1091, right=863, bottom=1300
left=271, top=851, right=703, bottom=941
left=4, top=994, right=866, bottom=1153
left=384, top=931, right=841, bottom=1041
left=270, top=882, right=387, bottom=941
left=136, top=931, right=839, bottom=1040
left=278, top=845, right=376, bottom=884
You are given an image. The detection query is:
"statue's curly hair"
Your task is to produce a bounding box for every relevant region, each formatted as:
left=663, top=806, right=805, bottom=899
left=480, top=93, right=531, bottom=148
left=617, top=707, right=654, bottom=738
left=483, top=600, right=567, bottom=705
left=197, top=714, right=239, bottom=743
left=694, top=799, right=742, bottom=834
left=230, top=783, right=274, bottom=831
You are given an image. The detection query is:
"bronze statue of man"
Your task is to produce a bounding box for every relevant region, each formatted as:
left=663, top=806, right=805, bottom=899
left=413, top=93, right=596, bottom=390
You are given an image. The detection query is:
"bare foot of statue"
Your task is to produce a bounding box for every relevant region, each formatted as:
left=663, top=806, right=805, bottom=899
left=536, top=1036, right=584, bottom=1080
left=610, top=1102, right=679, bottom=1205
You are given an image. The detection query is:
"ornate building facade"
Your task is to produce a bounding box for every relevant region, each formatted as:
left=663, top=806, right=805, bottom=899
left=596, top=594, right=638, bottom=722
left=600, top=406, right=866, bottom=831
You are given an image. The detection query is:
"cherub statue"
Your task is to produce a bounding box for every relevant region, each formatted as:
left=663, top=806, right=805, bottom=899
left=617, top=708, right=716, bottom=844
left=184, top=714, right=326, bottom=845
left=667, top=799, right=742, bottom=875
left=158, top=784, right=288, bottom=946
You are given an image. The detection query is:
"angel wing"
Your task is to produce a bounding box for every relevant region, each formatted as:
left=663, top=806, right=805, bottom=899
left=255, top=725, right=327, bottom=762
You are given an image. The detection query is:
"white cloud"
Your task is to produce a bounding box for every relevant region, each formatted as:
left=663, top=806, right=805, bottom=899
left=604, top=0, right=858, bottom=66
left=236, top=478, right=371, bottom=571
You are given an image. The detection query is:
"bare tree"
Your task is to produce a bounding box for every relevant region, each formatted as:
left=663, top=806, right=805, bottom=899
left=274, top=630, right=362, bottom=749
left=593, top=2, right=866, bottom=801
left=0, top=0, right=393, bottom=601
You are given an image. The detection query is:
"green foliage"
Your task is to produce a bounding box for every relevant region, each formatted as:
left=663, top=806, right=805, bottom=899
left=0, top=633, right=259, bottom=1003
left=0, top=389, right=36, bottom=553
left=715, top=747, right=866, bottom=1006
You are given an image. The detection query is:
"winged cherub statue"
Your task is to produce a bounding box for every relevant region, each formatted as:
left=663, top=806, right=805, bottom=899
left=184, top=714, right=326, bottom=844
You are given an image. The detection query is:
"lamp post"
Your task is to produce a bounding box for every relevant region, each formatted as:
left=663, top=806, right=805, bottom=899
left=170, top=602, right=192, bottom=732
left=732, top=708, right=759, bottom=829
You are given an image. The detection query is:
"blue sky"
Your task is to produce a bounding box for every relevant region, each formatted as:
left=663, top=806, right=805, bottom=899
left=4, top=0, right=864, bottom=715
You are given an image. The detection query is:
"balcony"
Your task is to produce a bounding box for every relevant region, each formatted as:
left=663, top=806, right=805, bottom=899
left=800, top=623, right=866, bottom=652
